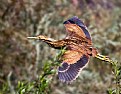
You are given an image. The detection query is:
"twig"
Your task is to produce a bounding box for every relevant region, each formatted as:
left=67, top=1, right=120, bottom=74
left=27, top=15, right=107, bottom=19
left=34, top=43, right=40, bottom=78
left=7, top=71, right=15, bottom=94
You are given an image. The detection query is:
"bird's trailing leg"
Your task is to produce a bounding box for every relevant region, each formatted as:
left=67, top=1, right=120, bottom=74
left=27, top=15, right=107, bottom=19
left=95, top=53, right=113, bottom=63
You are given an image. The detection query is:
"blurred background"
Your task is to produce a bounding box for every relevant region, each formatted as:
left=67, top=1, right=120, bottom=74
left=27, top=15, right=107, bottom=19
left=0, top=0, right=121, bottom=94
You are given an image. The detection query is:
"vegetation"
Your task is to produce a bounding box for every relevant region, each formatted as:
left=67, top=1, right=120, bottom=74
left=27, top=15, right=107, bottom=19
left=0, top=0, right=121, bottom=94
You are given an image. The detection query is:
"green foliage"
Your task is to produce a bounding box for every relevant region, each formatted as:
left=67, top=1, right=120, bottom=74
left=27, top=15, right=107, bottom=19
left=17, top=81, right=34, bottom=94
left=96, top=54, right=121, bottom=94
left=107, top=61, right=121, bottom=94
left=0, top=83, right=9, bottom=94
left=1, top=49, right=120, bottom=94
left=16, top=60, right=57, bottom=94
left=15, top=50, right=64, bottom=94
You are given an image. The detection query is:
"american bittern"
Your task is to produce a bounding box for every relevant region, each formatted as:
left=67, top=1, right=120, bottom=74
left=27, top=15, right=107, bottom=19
left=28, top=16, right=111, bottom=83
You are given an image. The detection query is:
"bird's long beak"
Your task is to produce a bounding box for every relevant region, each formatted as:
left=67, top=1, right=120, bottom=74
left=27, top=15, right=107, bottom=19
left=27, top=37, right=39, bottom=40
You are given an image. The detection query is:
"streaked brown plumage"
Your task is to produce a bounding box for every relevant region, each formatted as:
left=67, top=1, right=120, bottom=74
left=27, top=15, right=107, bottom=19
left=28, top=16, right=98, bottom=83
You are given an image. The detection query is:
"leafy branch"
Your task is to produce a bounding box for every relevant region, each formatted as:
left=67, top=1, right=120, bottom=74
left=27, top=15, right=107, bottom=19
left=96, top=54, right=121, bottom=94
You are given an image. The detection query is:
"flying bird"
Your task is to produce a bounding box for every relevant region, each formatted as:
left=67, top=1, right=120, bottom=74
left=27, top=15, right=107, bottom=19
left=28, top=16, right=109, bottom=83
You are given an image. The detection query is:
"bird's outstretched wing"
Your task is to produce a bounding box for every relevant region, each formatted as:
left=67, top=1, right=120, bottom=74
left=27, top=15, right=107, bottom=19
left=58, top=44, right=89, bottom=83
left=64, top=16, right=91, bottom=40
left=58, top=54, right=89, bottom=83
left=57, top=17, right=92, bottom=83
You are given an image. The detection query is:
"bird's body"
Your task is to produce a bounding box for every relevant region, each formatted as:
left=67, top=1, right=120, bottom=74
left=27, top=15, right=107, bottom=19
left=28, top=16, right=98, bottom=83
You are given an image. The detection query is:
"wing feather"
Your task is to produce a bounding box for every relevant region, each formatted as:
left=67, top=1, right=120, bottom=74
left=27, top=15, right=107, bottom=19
left=58, top=55, right=89, bottom=83
left=64, top=16, right=91, bottom=40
